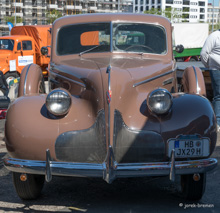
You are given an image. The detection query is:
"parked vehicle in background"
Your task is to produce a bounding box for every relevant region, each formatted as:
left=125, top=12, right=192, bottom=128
left=173, top=23, right=209, bottom=62
left=0, top=25, right=51, bottom=84
left=3, top=13, right=217, bottom=201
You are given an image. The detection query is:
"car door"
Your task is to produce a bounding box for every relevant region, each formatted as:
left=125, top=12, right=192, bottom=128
left=16, top=40, right=36, bottom=73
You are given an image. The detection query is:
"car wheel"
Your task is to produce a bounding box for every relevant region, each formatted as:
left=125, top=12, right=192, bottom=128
left=12, top=172, right=45, bottom=200
left=4, top=72, right=19, bottom=86
left=181, top=173, right=206, bottom=200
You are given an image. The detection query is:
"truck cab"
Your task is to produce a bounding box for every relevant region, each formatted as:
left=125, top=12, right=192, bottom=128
left=0, top=35, right=36, bottom=84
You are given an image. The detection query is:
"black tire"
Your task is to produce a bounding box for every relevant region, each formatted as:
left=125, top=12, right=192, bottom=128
left=181, top=173, right=206, bottom=200
left=4, top=72, right=19, bottom=86
left=12, top=172, right=45, bottom=200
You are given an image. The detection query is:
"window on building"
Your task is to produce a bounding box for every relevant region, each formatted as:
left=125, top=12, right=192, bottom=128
left=166, top=0, right=173, bottom=4
left=183, top=7, right=190, bottom=12
left=183, top=0, right=190, bottom=6
left=182, top=13, right=189, bottom=18
left=200, top=14, right=205, bottom=19
left=198, top=1, right=205, bottom=6
left=200, top=8, right=205, bottom=13
left=191, top=9, right=197, bottom=12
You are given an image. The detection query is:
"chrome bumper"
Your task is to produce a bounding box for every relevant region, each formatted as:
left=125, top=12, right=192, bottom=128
left=3, top=147, right=218, bottom=183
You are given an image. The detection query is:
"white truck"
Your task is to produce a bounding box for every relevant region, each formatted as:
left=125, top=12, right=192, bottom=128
left=173, top=23, right=209, bottom=62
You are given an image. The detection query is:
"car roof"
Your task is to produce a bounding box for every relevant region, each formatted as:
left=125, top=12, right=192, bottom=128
left=53, top=13, right=171, bottom=31
left=0, top=35, right=33, bottom=40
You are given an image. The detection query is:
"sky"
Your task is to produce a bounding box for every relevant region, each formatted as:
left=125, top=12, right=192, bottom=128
left=208, top=0, right=219, bottom=6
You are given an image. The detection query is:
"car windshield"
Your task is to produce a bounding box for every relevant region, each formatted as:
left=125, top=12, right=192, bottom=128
left=0, top=39, right=14, bottom=51
left=57, top=22, right=167, bottom=55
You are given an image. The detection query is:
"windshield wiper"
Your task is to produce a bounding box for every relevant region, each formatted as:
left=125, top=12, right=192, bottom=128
left=79, top=45, right=101, bottom=56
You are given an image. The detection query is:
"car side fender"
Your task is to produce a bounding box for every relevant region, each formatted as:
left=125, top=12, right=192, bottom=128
left=18, top=63, right=45, bottom=97
left=182, top=66, right=206, bottom=96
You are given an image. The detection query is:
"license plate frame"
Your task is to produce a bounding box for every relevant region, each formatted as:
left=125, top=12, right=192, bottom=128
left=167, top=135, right=210, bottom=158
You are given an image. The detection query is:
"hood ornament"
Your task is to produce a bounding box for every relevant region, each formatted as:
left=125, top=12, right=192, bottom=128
left=107, top=90, right=112, bottom=104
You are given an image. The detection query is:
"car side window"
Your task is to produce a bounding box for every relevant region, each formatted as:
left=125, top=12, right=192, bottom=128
left=17, top=42, right=21, bottom=50
left=22, top=41, right=32, bottom=50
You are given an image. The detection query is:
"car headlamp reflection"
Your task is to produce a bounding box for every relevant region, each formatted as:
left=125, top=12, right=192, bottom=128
left=147, top=88, right=172, bottom=115
left=46, top=89, right=71, bottom=116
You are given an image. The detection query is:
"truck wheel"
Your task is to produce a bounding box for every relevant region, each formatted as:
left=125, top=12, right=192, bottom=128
left=181, top=173, right=206, bottom=200
left=12, top=172, right=45, bottom=200
left=4, top=72, right=19, bottom=86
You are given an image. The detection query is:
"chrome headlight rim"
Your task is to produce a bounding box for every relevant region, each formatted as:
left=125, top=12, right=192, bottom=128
left=46, top=88, right=72, bottom=117
left=147, top=88, right=173, bottom=115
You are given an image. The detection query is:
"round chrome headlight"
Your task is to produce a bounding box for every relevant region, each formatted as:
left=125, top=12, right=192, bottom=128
left=46, top=89, right=71, bottom=116
left=147, top=89, right=172, bottom=115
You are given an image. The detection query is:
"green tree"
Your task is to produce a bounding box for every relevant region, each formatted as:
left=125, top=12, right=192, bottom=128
left=163, top=7, right=180, bottom=22
left=144, top=7, right=181, bottom=23
left=4, top=16, right=23, bottom=25
left=46, top=10, right=62, bottom=24
left=209, top=22, right=220, bottom=32
left=144, top=8, right=162, bottom=15
left=181, top=7, right=190, bottom=22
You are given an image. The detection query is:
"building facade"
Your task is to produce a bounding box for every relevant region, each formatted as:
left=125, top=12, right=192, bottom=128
left=133, top=0, right=207, bottom=23
left=0, top=0, right=133, bottom=35
left=207, top=2, right=220, bottom=31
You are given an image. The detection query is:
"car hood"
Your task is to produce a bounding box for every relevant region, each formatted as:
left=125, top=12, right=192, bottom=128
left=0, top=50, right=12, bottom=57
left=55, top=55, right=174, bottom=91
left=50, top=55, right=174, bottom=130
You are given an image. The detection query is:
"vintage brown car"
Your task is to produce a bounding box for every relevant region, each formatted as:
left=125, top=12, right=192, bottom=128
left=3, top=13, right=218, bottom=201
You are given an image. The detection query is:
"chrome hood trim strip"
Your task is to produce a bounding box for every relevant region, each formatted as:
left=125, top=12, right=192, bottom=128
left=133, top=69, right=175, bottom=88
left=50, top=68, right=86, bottom=89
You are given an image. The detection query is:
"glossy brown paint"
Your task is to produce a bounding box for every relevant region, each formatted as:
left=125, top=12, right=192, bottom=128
left=5, top=94, right=97, bottom=160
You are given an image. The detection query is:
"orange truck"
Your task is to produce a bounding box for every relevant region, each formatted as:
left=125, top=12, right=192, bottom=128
left=0, top=25, right=51, bottom=84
